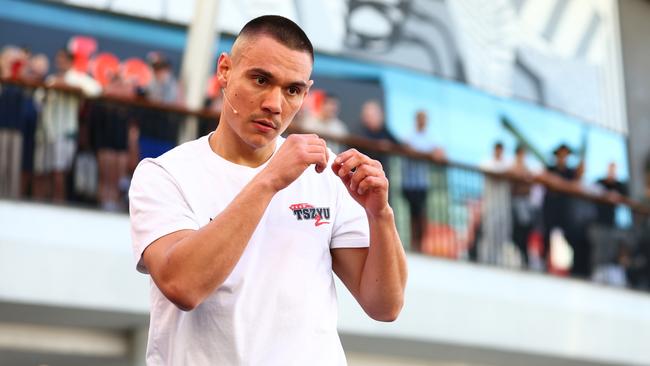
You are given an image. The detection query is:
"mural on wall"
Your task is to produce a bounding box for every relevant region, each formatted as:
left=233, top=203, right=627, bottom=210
left=342, top=0, right=460, bottom=80
left=338, top=0, right=624, bottom=134
left=52, top=0, right=626, bottom=134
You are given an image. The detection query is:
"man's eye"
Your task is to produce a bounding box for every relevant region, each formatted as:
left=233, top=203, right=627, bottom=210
left=288, top=86, right=301, bottom=96
left=255, top=76, right=267, bottom=85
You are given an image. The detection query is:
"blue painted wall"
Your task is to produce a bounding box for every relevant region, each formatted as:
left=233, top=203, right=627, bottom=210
left=314, top=55, right=629, bottom=183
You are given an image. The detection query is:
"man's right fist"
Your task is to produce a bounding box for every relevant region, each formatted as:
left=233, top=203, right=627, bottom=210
left=261, top=134, right=329, bottom=192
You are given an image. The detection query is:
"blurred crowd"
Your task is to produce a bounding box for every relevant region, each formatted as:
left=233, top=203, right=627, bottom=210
left=474, top=140, right=641, bottom=285
left=1, top=40, right=649, bottom=290
left=0, top=43, right=203, bottom=211
left=296, top=93, right=649, bottom=290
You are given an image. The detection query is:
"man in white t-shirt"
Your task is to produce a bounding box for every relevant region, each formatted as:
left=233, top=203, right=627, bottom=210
left=129, top=15, right=407, bottom=365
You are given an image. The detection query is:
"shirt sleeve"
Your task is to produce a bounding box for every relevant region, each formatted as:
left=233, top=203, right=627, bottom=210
left=129, top=159, right=199, bottom=273
left=330, top=174, right=370, bottom=249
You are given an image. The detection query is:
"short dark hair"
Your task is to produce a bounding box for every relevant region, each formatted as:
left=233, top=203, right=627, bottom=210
left=553, top=143, right=572, bottom=155
left=238, top=15, right=314, bottom=62
left=495, top=141, right=504, bottom=149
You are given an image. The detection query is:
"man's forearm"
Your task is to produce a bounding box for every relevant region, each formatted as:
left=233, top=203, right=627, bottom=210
left=359, top=207, right=408, bottom=320
left=153, top=176, right=278, bottom=309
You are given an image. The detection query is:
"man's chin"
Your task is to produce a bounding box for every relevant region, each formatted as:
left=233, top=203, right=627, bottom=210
left=244, top=133, right=278, bottom=150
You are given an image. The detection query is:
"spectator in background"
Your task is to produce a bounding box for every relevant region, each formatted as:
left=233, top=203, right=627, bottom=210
left=481, top=142, right=509, bottom=171
left=148, top=53, right=179, bottom=104
left=301, top=93, right=349, bottom=138
left=541, top=143, right=585, bottom=274
left=401, top=110, right=445, bottom=252
left=359, top=99, right=398, bottom=179
left=595, top=162, right=627, bottom=226
left=22, top=53, right=49, bottom=83
left=0, top=46, right=29, bottom=199
left=138, top=53, right=180, bottom=160
left=591, top=240, right=631, bottom=287
left=479, top=142, right=512, bottom=265
left=32, top=48, right=101, bottom=202
left=630, top=179, right=650, bottom=289
left=588, top=162, right=629, bottom=284
left=19, top=53, right=49, bottom=198
left=93, top=72, right=135, bottom=211
left=509, top=144, right=535, bottom=267
left=0, top=46, right=28, bottom=79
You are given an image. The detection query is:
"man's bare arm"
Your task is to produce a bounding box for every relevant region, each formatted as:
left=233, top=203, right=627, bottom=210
left=330, top=150, right=407, bottom=321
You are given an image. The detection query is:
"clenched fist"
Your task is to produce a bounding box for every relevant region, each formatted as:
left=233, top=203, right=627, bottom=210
left=332, top=149, right=390, bottom=217
left=261, top=134, right=329, bottom=192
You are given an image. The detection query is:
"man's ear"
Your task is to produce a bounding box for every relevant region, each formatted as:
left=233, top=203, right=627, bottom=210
left=304, top=79, right=314, bottom=96
left=216, top=52, right=231, bottom=88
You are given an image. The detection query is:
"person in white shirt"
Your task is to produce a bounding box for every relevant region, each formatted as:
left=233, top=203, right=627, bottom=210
left=300, top=93, right=349, bottom=139
left=129, top=15, right=407, bottom=366
left=479, top=141, right=512, bottom=265
left=33, top=48, right=101, bottom=202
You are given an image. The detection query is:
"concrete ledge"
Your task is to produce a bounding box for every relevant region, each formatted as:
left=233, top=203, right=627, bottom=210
left=0, top=322, right=128, bottom=356
left=337, top=255, right=650, bottom=366
left=2, top=200, right=650, bottom=366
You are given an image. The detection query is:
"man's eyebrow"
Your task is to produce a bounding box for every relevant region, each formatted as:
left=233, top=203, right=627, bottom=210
left=289, top=80, right=309, bottom=88
left=248, top=68, right=309, bottom=88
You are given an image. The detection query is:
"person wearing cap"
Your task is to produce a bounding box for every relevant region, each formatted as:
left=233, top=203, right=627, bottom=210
left=540, top=143, right=584, bottom=271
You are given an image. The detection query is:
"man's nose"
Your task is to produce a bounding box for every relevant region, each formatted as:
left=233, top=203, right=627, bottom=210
left=261, top=87, right=282, bottom=114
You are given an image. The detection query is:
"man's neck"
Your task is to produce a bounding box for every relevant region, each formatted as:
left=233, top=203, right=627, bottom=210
left=210, top=124, right=276, bottom=168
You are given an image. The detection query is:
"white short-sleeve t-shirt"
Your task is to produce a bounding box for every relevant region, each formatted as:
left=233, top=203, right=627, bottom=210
left=129, top=134, right=369, bottom=366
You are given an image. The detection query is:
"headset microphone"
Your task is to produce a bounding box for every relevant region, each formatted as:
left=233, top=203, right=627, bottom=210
left=221, top=89, right=239, bottom=115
